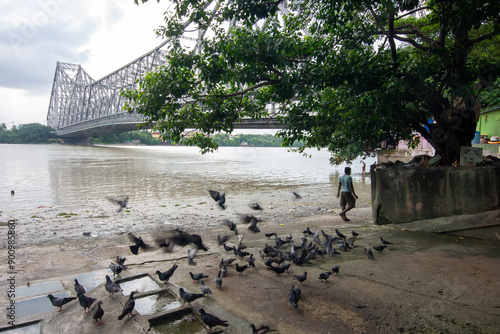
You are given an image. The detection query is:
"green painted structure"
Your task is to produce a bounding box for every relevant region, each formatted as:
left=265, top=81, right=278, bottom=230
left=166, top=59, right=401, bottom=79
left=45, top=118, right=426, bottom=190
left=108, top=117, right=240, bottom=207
left=477, top=106, right=500, bottom=139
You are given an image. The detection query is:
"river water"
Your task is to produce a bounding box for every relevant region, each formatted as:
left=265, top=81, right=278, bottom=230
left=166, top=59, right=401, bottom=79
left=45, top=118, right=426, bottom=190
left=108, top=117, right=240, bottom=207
left=1, top=144, right=375, bottom=212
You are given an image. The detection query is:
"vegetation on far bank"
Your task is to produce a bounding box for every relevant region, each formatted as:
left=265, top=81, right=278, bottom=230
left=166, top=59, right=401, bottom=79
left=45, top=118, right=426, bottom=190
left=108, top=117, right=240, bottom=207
left=0, top=122, right=300, bottom=147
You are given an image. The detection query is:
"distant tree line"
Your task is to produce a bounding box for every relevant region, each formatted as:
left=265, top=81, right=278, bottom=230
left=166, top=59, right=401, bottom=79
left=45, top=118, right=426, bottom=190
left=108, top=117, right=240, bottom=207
left=212, top=133, right=303, bottom=147
left=0, top=123, right=56, bottom=143
left=0, top=122, right=296, bottom=147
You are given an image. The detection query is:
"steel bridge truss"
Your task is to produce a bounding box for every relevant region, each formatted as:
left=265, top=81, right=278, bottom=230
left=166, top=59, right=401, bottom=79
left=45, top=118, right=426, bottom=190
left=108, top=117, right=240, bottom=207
left=47, top=3, right=291, bottom=139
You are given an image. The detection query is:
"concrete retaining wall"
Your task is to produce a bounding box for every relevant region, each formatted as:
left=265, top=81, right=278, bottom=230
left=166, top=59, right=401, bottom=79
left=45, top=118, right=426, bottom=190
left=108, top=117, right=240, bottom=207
left=371, top=165, right=500, bottom=225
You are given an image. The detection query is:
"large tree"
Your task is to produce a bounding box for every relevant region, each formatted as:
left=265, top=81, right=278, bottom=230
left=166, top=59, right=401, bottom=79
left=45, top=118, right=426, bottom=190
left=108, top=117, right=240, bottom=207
left=125, top=0, right=500, bottom=165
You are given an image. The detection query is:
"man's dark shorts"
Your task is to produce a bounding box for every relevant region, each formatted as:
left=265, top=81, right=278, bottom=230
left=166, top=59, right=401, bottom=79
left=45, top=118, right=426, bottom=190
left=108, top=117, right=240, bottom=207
left=340, top=192, right=356, bottom=208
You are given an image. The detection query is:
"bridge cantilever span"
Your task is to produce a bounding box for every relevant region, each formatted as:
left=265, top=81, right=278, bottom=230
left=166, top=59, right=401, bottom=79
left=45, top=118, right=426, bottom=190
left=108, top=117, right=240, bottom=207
left=46, top=4, right=292, bottom=140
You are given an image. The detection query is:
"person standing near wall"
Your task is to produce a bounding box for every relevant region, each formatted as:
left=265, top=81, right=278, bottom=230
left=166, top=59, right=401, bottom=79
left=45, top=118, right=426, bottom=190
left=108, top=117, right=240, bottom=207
left=337, top=167, right=358, bottom=221
left=362, top=161, right=366, bottom=176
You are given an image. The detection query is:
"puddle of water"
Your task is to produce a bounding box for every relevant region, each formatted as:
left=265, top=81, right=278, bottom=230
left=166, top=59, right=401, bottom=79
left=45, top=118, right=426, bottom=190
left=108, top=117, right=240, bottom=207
left=16, top=281, right=63, bottom=299
left=16, top=292, right=73, bottom=318
left=0, top=322, right=40, bottom=334
left=151, top=314, right=205, bottom=334
left=119, top=276, right=160, bottom=295
left=134, top=293, right=182, bottom=315
left=71, top=269, right=110, bottom=292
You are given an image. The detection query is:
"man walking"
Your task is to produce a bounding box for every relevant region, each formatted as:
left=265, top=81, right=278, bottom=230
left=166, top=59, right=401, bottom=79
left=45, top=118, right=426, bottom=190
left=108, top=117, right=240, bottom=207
left=337, top=167, right=358, bottom=221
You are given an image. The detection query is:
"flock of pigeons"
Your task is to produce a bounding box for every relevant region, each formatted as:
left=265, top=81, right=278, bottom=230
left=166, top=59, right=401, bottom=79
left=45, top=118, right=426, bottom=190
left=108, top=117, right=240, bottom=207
left=46, top=190, right=394, bottom=333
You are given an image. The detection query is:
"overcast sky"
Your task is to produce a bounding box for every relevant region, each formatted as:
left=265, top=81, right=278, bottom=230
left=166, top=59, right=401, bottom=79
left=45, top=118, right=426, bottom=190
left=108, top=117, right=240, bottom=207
left=0, top=0, right=170, bottom=127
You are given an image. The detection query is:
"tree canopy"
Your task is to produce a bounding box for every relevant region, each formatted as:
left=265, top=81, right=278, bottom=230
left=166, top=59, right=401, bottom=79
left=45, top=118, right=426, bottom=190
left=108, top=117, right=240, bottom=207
left=125, top=0, right=500, bottom=165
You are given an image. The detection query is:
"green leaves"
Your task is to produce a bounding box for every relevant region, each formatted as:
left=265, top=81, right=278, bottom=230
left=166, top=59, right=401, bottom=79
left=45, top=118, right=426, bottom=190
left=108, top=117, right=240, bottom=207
left=125, top=0, right=500, bottom=164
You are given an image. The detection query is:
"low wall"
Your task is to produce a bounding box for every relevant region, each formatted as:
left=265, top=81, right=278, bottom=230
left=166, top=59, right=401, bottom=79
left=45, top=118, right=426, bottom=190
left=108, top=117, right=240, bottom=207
left=371, top=165, right=500, bottom=225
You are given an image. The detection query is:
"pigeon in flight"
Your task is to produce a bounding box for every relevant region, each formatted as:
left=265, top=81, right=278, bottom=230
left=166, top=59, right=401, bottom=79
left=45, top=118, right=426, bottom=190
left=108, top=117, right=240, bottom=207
left=249, top=202, right=263, bottom=210
left=209, top=190, right=226, bottom=209
left=248, top=216, right=261, bottom=233
left=73, top=279, right=85, bottom=295
left=105, top=275, right=121, bottom=296
left=164, top=229, right=209, bottom=251
left=107, top=196, right=129, bottom=212
left=225, top=219, right=238, bottom=235
left=200, top=280, right=213, bottom=296
left=199, top=308, right=229, bottom=332
left=128, top=233, right=152, bottom=255
left=92, top=301, right=104, bottom=326
left=77, top=293, right=96, bottom=314
left=156, top=263, right=178, bottom=283
left=117, top=291, right=135, bottom=320
left=179, top=288, right=204, bottom=306
left=47, top=294, right=76, bottom=312
left=190, top=272, right=209, bottom=282
left=187, top=248, right=198, bottom=266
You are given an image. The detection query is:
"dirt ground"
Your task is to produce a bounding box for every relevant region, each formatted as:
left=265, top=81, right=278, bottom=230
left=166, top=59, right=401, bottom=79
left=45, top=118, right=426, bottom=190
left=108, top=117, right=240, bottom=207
left=1, top=190, right=500, bottom=333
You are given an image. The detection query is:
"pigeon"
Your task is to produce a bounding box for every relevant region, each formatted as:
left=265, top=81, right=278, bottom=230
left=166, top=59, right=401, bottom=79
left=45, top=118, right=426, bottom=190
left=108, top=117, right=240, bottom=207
left=225, top=219, right=238, bottom=235
left=319, top=271, right=333, bottom=282
left=267, top=265, right=287, bottom=276
left=303, top=226, right=313, bottom=235
left=223, top=243, right=234, bottom=253
left=335, top=229, right=346, bottom=240
left=156, top=263, right=178, bottom=283
left=190, top=272, right=209, bottom=282
left=105, top=275, right=121, bottom=296
left=373, top=245, right=386, bottom=253
left=219, top=258, right=236, bottom=267
left=364, top=247, right=375, bottom=259
left=128, top=233, right=152, bottom=255
left=380, top=236, right=393, bottom=245
left=214, top=271, right=222, bottom=288
left=208, top=190, right=226, bottom=209
left=293, top=191, right=302, bottom=199
left=246, top=253, right=256, bottom=267
left=74, top=279, right=85, bottom=295
left=117, top=291, right=135, bottom=320
left=47, top=294, right=76, bottom=312
left=221, top=265, right=228, bottom=278
left=218, top=234, right=232, bottom=246
left=199, top=308, right=229, bottom=332
left=77, top=293, right=96, bottom=314
left=179, top=288, right=204, bottom=306
left=235, top=263, right=249, bottom=275
left=200, top=280, right=212, bottom=296
left=288, top=285, right=301, bottom=309
left=265, top=232, right=277, bottom=239
left=187, top=248, right=198, bottom=266
left=352, top=230, right=359, bottom=237
left=155, top=237, right=173, bottom=252
left=164, top=229, right=209, bottom=251
left=251, top=323, right=273, bottom=334
left=109, top=262, right=126, bottom=278
left=116, top=256, right=127, bottom=266
left=108, top=196, right=129, bottom=212
left=248, top=216, right=261, bottom=233
left=331, top=265, right=340, bottom=275
left=249, top=202, right=263, bottom=210
left=92, top=301, right=104, bottom=326
left=293, top=272, right=308, bottom=284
